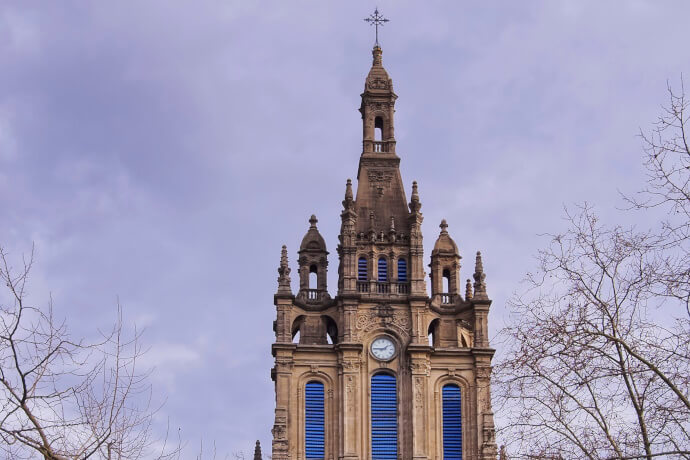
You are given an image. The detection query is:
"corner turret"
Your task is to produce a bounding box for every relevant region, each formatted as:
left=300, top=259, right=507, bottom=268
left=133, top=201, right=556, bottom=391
left=297, top=215, right=330, bottom=303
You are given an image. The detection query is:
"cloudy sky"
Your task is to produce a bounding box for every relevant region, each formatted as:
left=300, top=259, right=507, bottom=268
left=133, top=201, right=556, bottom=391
left=2, top=1, right=690, bottom=457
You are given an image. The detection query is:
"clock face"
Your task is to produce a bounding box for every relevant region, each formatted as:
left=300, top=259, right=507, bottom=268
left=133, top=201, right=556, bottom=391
left=371, top=337, right=396, bottom=361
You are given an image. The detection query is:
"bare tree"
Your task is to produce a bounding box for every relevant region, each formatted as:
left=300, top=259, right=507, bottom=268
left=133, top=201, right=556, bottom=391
left=494, top=80, right=690, bottom=460
left=0, top=246, right=179, bottom=459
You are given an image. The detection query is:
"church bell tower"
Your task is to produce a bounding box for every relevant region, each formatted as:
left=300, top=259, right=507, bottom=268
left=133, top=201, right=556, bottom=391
left=270, top=42, right=498, bottom=460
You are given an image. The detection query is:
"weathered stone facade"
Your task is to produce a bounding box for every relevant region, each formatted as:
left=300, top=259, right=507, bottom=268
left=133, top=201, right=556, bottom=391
left=271, top=45, right=498, bottom=460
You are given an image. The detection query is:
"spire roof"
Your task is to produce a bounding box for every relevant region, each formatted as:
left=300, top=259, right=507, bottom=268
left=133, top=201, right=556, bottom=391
left=364, top=46, right=393, bottom=94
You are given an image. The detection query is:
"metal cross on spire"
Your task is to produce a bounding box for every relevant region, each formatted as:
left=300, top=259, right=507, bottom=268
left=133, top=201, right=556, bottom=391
left=364, top=8, right=389, bottom=46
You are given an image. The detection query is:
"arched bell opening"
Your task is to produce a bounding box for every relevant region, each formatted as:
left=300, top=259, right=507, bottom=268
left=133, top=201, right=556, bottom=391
left=309, top=265, right=318, bottom=289
left=323, top=316, right=338, bottom=345
left=442, top=268, right=451, bottom=294
left=374, top=116, right=384, bottom=141
left=292, top=315, right=305, bottom=344
left=428, top=318, right=440, bottom=347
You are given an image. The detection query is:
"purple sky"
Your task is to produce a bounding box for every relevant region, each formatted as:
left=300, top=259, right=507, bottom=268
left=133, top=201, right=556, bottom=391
left=2, top=1, right=690, bottom=457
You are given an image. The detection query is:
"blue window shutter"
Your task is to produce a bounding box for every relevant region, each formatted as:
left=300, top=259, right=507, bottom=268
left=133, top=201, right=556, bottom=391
left=397, top=259, right=407, bottom=282
left=305, top=381, right=325, bottom=459
left=371, top=373, right=397, bottom=460
left=442, top=384, right=462, bottom=460
left=378, top=258, right=388, bottom=282
left=358, top=257, right=368, bottom=281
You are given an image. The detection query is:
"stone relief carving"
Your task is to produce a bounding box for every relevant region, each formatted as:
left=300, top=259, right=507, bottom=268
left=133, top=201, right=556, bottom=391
left=272, top=424, right=286, bottom=440
left=368, top=170, right=394, bottom=197
left=367, top=77, right=390, bottom=90
left=341, top=359, right=361, bottom=371
left=414, top=377, right=424, bottom=409
left=410, top=360, right=431, bottom=376
left=355, top=307, right=410, bottom=340
left=476, top=366, right=492, bottom=380
left=345, top=375, right=356, bottom=402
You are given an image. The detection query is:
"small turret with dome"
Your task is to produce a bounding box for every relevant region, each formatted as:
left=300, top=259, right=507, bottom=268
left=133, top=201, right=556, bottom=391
left=430, top=219, right=462, bottom=304
left=296, top=215, right=330, bottom=304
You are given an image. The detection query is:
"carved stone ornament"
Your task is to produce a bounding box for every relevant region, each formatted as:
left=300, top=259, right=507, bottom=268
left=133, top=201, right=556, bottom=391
left=414, top=377, right=424, bottom=409
left=355, top=308, right=410, bottom=340
left=410, top=360, right=431, bottom=376
left=341, top=359, right=361, bottom=372
left=368, top=77, right=390, bottom=90
left=346, top=375, right=356, bottom=396
left=368, top=170, right=394, bottom=197
left=476, top=366, right=492, bottom=380
left=272, top=424, right=287, bottom=440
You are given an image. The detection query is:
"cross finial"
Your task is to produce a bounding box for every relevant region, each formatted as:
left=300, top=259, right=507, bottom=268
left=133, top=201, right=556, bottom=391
left=364, top=8, right=389, bottom=46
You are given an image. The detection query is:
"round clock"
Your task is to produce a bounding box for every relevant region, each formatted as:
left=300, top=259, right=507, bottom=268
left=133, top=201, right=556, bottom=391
left=371, top=336, right=396, bottom=361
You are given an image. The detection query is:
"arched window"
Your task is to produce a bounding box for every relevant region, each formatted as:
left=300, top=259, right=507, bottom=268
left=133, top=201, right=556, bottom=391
left=358, top=257, right=368, bottom=281
left=309, top=265, right=318, bottom=289
left=371, top=373, right=397, bottom=459
left=305, top=381, right=325, bottom=459
left=374, top=116, right=384, bottom=141
left=442, top=384, right=462, bottom=460
left=442, top=268, right=451, bottom=293
left=378, top=258, right=388, bottom=282
left=397, top=259, right=407, bottom=282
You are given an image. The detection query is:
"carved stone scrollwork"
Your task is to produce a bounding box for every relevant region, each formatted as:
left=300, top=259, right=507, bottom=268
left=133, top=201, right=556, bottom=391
left=272, top=424, right=287, bottom=440
left=355, top=308, right=410, bottom=340
left=367, top=77, right=390, bottom=90
left=410, top=360, right=430, bottom=376
left=476, top=366, right=492, bottom=380
left=341, top=359, right=361, bottom=372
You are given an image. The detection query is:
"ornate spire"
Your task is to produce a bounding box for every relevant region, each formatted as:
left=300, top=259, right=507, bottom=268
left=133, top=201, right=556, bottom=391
left=343, top=178, right=354, bottom=209
left=473, top=251, right=487, bottom=299
left=277, top=245, right=292, bottom=295
left=465, top=278, right=473, bottom=300
left=309, top=214, right=318, bottom=228
left=254, top=440, right=262, bottom=460
left=409, top=181, right=422, bottom=213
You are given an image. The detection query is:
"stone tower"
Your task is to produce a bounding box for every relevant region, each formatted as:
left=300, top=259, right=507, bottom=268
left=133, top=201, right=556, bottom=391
left=271, top=45, right=498, bottom=460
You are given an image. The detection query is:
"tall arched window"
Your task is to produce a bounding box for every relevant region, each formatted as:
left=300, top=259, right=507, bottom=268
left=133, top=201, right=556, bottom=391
left=378, top=258, right=388, bottom=282
left=358, top=257, right=368, bottom=281
left=305, top=381, right=325, bottom=459
left=374, top=116, right=384, bottom=141
left=442, top=384, right=462, bottom=460
left=371, top=373, right=397, bottom=459
left=397, top=258, right=407, bottom=282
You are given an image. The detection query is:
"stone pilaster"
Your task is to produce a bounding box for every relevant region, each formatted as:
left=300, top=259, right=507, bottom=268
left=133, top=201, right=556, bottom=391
left=409, top=346, right=431, bottom=460
left=337, top=344, right=363, bottom=460
left=271, top=344, right=295, bottom=460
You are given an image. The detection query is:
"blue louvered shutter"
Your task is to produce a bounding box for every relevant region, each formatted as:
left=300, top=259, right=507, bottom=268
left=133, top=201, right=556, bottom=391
left=358, top=257, right=368, bottom=281
left=305, top=381, right=325, bottom=459
left=371, top=373, right=397, bottom=459
left=442, top=384, right=462, bottom=460
left=378, top=258, right=388, bottom=282
left=397, top=259, right=407, bottom=282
